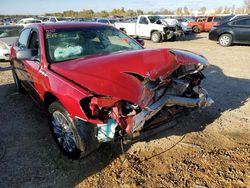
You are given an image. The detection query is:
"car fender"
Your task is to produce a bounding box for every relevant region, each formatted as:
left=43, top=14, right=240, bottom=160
left=41, top=70, right=92, bottom=121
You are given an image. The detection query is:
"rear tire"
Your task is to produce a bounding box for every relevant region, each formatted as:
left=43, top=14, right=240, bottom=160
left=12, top=69, right=25, bottom=93
left=151, top=31, right=161, bottom=43
left=48, top=101, right=99, bottom=159
left=218, top=34, right=232, bottom=47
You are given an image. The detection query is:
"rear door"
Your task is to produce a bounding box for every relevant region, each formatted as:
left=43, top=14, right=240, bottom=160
left=231, top=18, right=250, bottom=43
left=204, top=17, right=214, bottom=31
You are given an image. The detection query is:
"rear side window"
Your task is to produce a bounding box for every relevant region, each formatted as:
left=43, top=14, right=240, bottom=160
left=17, top=28, right=31, bottom=49
left=207, top=17, right=213, bottom=22
left=234, top=19, right=250, bottom=26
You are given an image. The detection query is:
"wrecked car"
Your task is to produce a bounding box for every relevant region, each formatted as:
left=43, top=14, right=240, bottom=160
left=114, top=15, right=177, bottom=42
left=10, top=23, right=213, bottom=159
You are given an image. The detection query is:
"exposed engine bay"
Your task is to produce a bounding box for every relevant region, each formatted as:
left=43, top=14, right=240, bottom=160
left=80, top=59, right=214, bottom=143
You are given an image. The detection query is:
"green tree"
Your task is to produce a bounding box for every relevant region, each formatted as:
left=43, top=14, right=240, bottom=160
left=136, top=9, right=144, bottom=15
left=126, top=9, right=136, bottom=16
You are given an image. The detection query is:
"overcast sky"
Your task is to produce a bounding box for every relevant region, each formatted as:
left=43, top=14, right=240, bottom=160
left=0, top=0, right=244, bottom=15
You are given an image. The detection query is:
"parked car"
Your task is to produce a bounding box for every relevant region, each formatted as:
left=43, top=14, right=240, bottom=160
left=17, top=18, right=42, bottom=27
left=0, top=25, right=23, bottom=61
left=176, top=18, right=193, bottom=33
left=188, top=16, right=222, bottom=33
left=43, top=17, right=68, bottom=23
left=114, top=15, right=177, bottom=42
left=209, top=15, right=250, bottom=46
left=96, top=18, right=118, bottom=26
left=10, top=23, right=213, bottom=159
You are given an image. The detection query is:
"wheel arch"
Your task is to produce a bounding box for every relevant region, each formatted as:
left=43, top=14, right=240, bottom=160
left=150, top=29, right=160, bottom=36
left=192, top=25, right=201, bottom=31
left=44, top=91, right=59, bottom=110
left=218, top=32, right=234, bottom=42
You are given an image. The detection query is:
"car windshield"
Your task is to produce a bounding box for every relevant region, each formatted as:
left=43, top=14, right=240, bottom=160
left=0, top=27, right=23, bottom=38
left=45, top=26, right=143, bottom=63
left=148, top=16, right=162, bottom=23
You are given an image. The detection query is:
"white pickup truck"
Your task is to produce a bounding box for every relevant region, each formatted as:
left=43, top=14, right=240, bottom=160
left=114, top=15, right=175, bottom=43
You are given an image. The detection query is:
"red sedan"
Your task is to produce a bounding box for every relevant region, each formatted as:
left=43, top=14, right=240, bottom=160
left=10, top=23, right=213, bottom=159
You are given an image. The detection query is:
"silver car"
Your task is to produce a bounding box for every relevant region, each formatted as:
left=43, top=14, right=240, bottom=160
left=0, top=25, right=23, bottom=61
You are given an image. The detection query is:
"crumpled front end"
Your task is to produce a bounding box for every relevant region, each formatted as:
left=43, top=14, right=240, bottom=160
left=79, top=49, right=213, bottom=142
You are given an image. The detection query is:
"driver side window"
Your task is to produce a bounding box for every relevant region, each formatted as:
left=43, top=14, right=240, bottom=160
left=17, top=28, right=31, bottom=49
left=139, top=17, right=148, bottom=24
left=28, top=31, right=40, bottom=58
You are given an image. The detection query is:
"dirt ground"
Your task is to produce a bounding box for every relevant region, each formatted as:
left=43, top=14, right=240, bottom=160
left=0, top=33, right=249, bottom=188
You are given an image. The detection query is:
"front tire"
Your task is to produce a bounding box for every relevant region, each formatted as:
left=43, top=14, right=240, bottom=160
left=151, top=31, right=161, bottom=43
left=218, top=34, right=232, bottom=47
left=192, top=26, right=200, bottom=33
left=48, top=101, right=98, bottom=159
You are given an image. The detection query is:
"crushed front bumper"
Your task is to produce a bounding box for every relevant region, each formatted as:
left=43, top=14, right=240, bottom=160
left=132, top=87, right=213, bottom=133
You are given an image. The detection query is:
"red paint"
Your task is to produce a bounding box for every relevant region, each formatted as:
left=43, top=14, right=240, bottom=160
left=10, top=23, right=209, bottom=133
left=188, top=16, right=222, bottom=32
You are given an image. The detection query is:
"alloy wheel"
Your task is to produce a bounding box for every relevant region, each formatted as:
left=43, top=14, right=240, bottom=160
left=51, top=111, right=77, bottom=153
left=219, top=36, right=230, bottom=46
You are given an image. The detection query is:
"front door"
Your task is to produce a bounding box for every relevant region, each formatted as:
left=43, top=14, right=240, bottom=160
left=21, top=29, right=44, bottom=103
left=136, top=16, right=151, bottom=37
left=204, top=17, right=213, bottom=31
left=232, top=18, right=250, bottom=43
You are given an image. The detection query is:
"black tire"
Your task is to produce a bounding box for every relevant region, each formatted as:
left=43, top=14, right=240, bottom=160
left=192, top=26, right=200, bottom=33
left=218, top=33, right=232, bottom=47
left=48, top=101, right=99, bottom=159
left=151, top=31, right=161, bottom=43
left=12, top=68, right=25, bottom=93
left=120, top=28, right=127, bottom=34
left=168, top=35, right=176, bottom=41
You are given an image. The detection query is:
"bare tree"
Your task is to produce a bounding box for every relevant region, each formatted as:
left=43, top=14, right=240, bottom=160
left=183, top=6, right=190, bottom=15
left=244, top=0, right=250, bottom=9
left=215, top=7, right=223, bottom=14
left=176, top=8, right=183, bottom=15
left=199, top=6, right=207, bottom=15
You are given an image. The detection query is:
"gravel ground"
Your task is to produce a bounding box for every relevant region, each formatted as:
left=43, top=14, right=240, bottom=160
left=0, top=33, right=249, bottom=188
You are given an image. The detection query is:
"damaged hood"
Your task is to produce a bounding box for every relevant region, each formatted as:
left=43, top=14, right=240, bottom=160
left=50, top=48, right=208, bottom=106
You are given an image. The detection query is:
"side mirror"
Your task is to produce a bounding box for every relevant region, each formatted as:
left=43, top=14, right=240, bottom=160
left=16, top=49, right=33, bottom=60
left=135, top=38, right=145, bottom=46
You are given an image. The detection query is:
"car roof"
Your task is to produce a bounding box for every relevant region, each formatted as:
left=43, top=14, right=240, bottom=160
left=28, top=22, right=111, bottom=30
left=229, top=14, right=250, bottom=21
left=20, top=18, right=38, bottom=21
left=0, top=25, right=24, bottom=29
